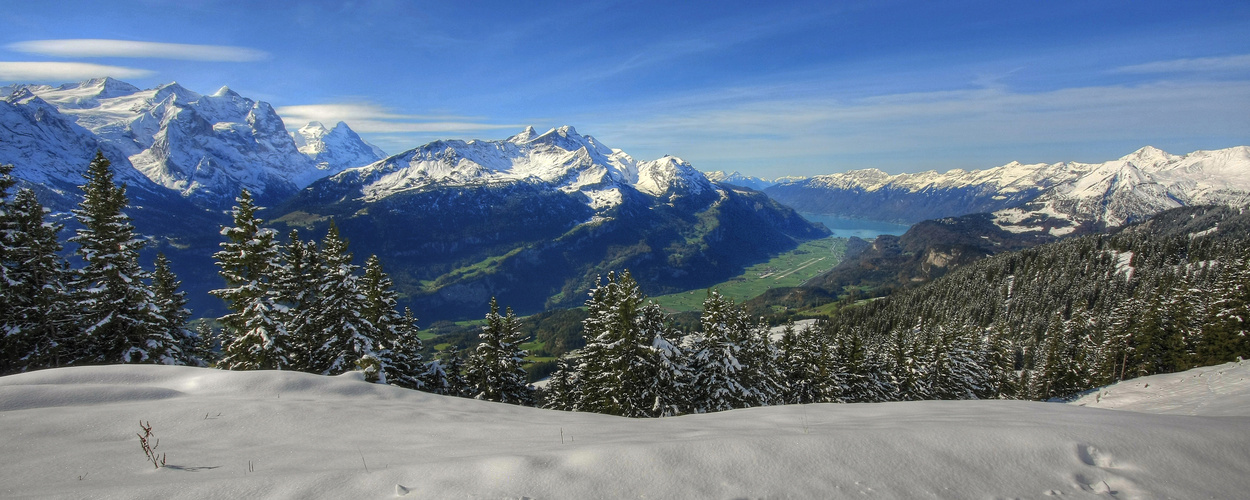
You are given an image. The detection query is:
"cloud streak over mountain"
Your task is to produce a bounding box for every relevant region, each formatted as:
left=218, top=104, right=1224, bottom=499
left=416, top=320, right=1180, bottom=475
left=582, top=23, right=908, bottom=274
left=8, top=39, right=269, bottom=61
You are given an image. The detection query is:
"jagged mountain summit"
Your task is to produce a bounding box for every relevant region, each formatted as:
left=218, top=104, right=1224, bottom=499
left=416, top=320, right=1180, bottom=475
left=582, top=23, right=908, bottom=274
left=293, top=121, right=386, bottom=173
left=277, top=126, right=827, bottom=321
left=766, top=146, right=1250, bottom=228
left=0, top=86, right=171, bottom=210
left=992, top=146, right=1250, bottom=235
left=0, top=78, right=383, bottom=207
left=325, top=125, right=713, bottom=209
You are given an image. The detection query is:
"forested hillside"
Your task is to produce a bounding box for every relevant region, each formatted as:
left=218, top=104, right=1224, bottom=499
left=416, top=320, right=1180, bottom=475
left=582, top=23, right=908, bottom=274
left=818, top=204, right=1250, bottom=401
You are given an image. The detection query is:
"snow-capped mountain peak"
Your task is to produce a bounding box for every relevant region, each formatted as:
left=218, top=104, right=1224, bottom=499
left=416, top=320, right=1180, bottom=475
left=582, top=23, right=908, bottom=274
left=334, top=126, right=719, bottom=210
left=508, top=125, right=539, bottom=143
left=0, top=78, right=385, bottom=207
left=1120, top=145, right=1178, bottom=165
left=211, top=85, right=241, bottom=98
left=991, top=146, right=1250, bottom=234
left=293, top=120, right=385, bottom=177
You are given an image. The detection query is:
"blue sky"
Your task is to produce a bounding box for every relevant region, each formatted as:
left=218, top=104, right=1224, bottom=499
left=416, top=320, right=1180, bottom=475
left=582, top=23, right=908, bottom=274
left=1, top=0, right=1247, bottom=177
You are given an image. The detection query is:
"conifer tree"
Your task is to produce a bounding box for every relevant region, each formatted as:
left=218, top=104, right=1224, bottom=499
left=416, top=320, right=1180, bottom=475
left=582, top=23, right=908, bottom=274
left=425, top=346, right=469, bottom=397
left=641, top=303, right=689, bottom=416
left=212, top=189, right=289, bottom=370
left=689, top=290, right=755, bottom=412
left=361, top=254, right=425, bottom=387
left=1, top=188, right=76, bottom=372
left=541, top=357, right=580, bottom=411
left=151, top=253, right=198, bottom=365
left=305, top=221, right=377, bottom=375
left=465, top=298, right=531, bottom=405
left=273, top=230, right=320, bottom=370
left=575, top=271, right=685, bottom=416
left=69, top=152, right=167, bottom=364
left=0, top=163, right=15, bottom=334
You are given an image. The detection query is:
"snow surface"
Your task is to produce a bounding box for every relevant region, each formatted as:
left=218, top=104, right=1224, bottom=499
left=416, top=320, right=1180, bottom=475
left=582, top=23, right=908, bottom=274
left=2, top=364, right=1248, bottom=499
left=1071, top=359, right=1250, bottom=417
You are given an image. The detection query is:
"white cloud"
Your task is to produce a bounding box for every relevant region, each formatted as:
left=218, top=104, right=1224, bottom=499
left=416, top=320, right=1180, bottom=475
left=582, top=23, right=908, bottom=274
left=8, top=39, right=268, bottom=62
left=1113, top=54, right=1250, bottom=74
left=0, top=61, right=153, bottom=82
left=276, top=102, right=520, bottom=134
left=590, top=78, right=1250, bottom=176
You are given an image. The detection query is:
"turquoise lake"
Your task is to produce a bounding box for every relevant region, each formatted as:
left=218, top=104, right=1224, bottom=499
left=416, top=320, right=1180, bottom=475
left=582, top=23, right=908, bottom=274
left=799, top=213, right=912, bottom=239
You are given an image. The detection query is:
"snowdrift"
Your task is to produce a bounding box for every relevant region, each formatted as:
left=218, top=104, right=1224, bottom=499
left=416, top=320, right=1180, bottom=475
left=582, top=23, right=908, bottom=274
left=2, top=362, right=1248, bottom=499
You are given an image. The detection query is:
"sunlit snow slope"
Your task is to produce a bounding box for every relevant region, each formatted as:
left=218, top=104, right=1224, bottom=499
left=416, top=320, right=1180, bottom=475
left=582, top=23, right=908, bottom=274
left=2, top=364, right=1248, bottom=499
left=1071, top=359, right=1250, bottom=417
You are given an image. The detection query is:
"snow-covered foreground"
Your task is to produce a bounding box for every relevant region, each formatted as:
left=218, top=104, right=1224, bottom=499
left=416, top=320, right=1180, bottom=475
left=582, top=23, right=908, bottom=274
left=1071, top=359, right=1250, bottom=416
left=2, top=364, right=1248, bottom=499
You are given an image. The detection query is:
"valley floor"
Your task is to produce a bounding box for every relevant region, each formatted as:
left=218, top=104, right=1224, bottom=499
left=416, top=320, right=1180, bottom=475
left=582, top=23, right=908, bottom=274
left=1, top=361, right=1248, bottom=499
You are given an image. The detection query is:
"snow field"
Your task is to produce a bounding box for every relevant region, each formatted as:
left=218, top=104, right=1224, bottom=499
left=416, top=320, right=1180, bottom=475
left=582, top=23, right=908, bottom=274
left=1, top=364, right=1248, bottom=499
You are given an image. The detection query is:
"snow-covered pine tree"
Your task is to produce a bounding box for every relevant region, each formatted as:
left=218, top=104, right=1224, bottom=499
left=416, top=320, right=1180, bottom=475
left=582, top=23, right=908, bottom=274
left=151, top=253, right=199, bottom=366
left=361, top=254, right=424, bottom=388
left=465, top=298, right=531, bottom=405
left=838, top=328, right=890, bottom=403
left=541, top=356, right=580, bottom=411
left=735, top=309, right=784, bottom=406
left=305, top=221, right=378, bottom=375
left=0, top=163, right=15, bottom=340
left=425, top=346, right=469, bottom=397
left=688, top=290, right=754, bottom=413
left=575, top=271, right=685, bottom=417
left=1202, top=255, right=1250, bottom=363
left=211, top=189, right=290, bottom=370
left=273, top=230, right=321, bottom=371
left=69, top=152, right=167, bottom=365
left=1, top=188, right=77, bottom=373
left=640, top=302, right=689, bottom=416
left=190, top=322, right=219, bottom=366
left=928, top=324, right=992, bottom=400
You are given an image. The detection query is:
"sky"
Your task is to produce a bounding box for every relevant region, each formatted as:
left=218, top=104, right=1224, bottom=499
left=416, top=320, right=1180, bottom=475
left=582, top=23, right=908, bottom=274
left=1, top=0, right=1248, bottom=177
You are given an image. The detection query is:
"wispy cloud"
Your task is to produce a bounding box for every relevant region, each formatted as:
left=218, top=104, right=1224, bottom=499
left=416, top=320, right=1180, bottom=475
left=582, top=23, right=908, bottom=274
left=8, top=39, right=268, bottom=62
left=0, top=61, right=153, bottom=82
left=1113, top=54, right=1250, bottom=75
left=276, top=102, right=522, bottom=134
left=591, top=78, right=1250, bottom=176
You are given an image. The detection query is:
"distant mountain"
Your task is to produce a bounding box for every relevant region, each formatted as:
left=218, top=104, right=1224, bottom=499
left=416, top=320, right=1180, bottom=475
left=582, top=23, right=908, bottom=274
left=274, top=126, right=828, bottom=321
left=766, top=146, right=1250, bottom=227
left=0, top=78, right=382, bottom=208
left=703, top=171, right=775, bottom=191
left=752, top=147, right=1250, bottom=315
left=989, top=146, right=1250, bottom=236
left=292, top=121, right=386, bottom=173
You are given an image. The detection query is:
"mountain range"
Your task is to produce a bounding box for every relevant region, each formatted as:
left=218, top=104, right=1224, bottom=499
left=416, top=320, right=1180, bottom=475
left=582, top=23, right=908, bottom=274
left=1, top=77, right=385, bottom=209
left=765, top=146, right=1250, bottom=231
left=272, top=125, right=827, bottom=320
left=0, top=79, right=825, bottom=321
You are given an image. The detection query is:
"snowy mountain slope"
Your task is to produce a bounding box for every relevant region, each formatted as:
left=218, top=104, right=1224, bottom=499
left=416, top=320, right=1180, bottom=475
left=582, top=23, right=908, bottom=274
left=704, top=170, right=775, bottom=190
left=0, top=88, right=165, bottom=209
left=1071, top=359, right=1250, bottom=417
left=2, top=364, right=1248, bottom=499
left=991, top=146, right=1250, bottom=235
left=327, top=125, right=715, bottom=209
left=292, top=121, right=386, bottom=173
left=767, top=146, right=1250, bottom=227
left=0, top=78, right=379, bottom=207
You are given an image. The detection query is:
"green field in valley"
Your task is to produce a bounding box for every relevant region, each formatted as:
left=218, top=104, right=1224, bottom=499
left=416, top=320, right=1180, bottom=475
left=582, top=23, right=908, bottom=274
left=650, top=236, right=848, bottom=312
